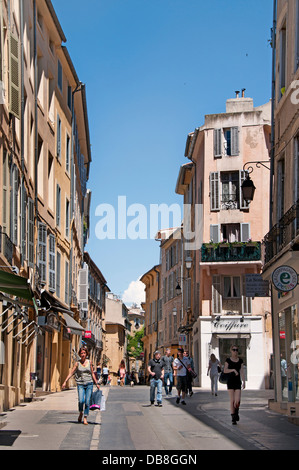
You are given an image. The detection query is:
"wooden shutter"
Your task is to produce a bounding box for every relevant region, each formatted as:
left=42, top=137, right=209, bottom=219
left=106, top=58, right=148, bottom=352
left=242, top=275, right=252, bottom=314
left=49, top=234, right=56, bottom=292
left=210, top=172, right=220, bottom=211
left=38, top=223, right=47, bottom=283
left=65, top=260, right=69, bottom=304
left=56, top=114, right=61, bottom=158
left=231, top=127, right=239, bottom=156
left=56, top=251, right=61, bottom=297
left=210, top=224, right=220, bottom=243
left=240, top=223, right=250, bottom=242
left=78, top=266, right=88, bottom=311
left=9, top=32, right=20, bottom=119
left=27, top=198, right=34, bottom=266
left=56, top=184, right=61, bottom=226
left=239, top=170, right=249, bottom=209
left=212, top=275, right=222, bottom=314
left=214, top=129, right=222, bottom=158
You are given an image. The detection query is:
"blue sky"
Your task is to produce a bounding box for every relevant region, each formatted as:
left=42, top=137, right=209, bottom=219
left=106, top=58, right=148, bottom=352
left=52, top=0, right=274, bottom=304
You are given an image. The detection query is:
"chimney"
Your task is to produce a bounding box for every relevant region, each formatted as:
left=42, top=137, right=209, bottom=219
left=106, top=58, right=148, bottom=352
left=242, top=88, right=246, bottom=98
left=235, top=90, right=240, bottom=98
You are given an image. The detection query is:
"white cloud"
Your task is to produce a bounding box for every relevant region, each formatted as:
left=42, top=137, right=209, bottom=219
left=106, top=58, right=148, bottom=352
left=122, top=279, right=145, bottom=307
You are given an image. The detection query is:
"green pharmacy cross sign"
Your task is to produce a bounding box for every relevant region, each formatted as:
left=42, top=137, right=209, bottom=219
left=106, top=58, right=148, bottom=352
left=272, top=265, right=298, bottom=293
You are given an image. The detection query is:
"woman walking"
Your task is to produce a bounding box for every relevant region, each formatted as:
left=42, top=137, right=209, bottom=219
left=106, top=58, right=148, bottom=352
left=118, top=360, right=126, bottom=386
left=62, top=346, right=100, bottom=425
left=207, top=353, right=221, bottom=396
left=224, top=345, right=245, bottom=425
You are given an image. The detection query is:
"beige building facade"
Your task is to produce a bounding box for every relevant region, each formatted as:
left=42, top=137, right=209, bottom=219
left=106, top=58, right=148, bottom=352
left=0, top=0, right=93, bottom=411
left=263, top=0, right=299, bottom=416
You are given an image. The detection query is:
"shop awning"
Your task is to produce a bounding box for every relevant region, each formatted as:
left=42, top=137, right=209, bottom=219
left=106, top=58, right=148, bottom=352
left=0, top=270, right=34, bottom=302
left=40, top=290, right=83, bottom=335
left=61, top=312, right=84, bottom=335
left=214, top=333, right=251, bottom=339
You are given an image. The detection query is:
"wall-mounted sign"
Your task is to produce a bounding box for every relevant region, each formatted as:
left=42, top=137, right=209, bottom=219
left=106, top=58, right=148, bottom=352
left=245, top=274, right=270, bottom=297
left=272, top=265, right=298, bottom=292
left=179, top=334, right=187, bottom=345
left=212, top=319, right=250, bottom=334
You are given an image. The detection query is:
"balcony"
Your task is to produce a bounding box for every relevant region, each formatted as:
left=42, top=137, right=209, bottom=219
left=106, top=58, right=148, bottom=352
left=263, top=199, right=299, bottom=266
left=201, top=241, right=261, bottom=263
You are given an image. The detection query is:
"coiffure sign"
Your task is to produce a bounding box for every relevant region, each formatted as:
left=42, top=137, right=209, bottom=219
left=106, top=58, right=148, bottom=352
left=212, top=318, right=250, bottom=334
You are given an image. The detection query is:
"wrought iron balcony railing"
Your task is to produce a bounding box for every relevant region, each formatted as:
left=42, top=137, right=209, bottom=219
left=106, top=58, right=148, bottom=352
left=201, top=241, right=261, bottom=263
left=263, top=199, right=299, bottom=265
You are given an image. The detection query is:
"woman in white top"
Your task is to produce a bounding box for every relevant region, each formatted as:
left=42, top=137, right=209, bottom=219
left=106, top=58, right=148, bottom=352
left=207, top=353, right=221, bottom=396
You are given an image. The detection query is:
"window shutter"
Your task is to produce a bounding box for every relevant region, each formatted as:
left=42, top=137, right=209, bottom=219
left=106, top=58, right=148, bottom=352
left=65, top=261, right=69, bottom=304
left=214, top=129, right=222, bottom=157
left=56, top=251, right=61, bottom=297
left=78, top=266, right=89, bottom=311
left=239, top=170, right=249, bottom=209
left=56, top=114, right=61, bottom=158
left=49, top=234, right=56, bottom=292
left=9, top=32, right=20, bottom=119
left=242, top=275, right=252, bottom=314
left=12, top=165, right=19, bottom=245
left=28, top=198, right=34, bottom=266
left=56, top=184, right=61, bottom=226
left=240, top=223, right=250, bottom=242
left=212, top=275, right=222, bottom=314
left=230, top=127, right=239, bottom=156
left=210, top=224, right=220, bottom=243
left=38, top=223, right=47, bottom=284
left=210, top=172, right=220, bottom=211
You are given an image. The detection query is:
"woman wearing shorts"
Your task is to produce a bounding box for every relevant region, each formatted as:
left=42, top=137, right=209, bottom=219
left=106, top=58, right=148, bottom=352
left=224, top=345, right=245, bottom=425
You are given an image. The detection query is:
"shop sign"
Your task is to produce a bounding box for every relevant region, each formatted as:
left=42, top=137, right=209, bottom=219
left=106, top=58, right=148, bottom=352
left=83, top=331, right=92, bottom=339
left=245, top=274, right=270, bottom=297
left=272, top=265, right=298, bottom=292
left=179, top=334, right=187, bottom=345
left=212, top=319, right=250, bottom=334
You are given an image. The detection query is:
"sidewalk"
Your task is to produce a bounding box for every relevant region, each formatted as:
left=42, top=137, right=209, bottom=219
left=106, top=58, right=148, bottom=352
left=1, top=385, right=299, bottom=450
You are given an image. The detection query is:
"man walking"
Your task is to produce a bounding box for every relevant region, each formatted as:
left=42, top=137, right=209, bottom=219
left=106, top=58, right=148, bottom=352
left=184, top=350, right=194, bottom=397
left=148, top=351, right=165, bottom=407
left=173, top=348, right=190, bottom=405
left=162, top=348, right=174, bottom=397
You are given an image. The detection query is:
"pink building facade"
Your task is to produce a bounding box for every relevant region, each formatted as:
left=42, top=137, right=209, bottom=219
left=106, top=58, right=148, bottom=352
left=177, top=94, right=273, bottom=389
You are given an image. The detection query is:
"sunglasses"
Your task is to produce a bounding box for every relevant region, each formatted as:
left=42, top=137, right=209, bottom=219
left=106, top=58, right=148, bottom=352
left=232, top=348, right=238, bottom=351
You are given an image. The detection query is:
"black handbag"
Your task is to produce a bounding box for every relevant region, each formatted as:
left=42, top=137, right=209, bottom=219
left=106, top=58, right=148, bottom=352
left=219, top=371, right=230, bottom=384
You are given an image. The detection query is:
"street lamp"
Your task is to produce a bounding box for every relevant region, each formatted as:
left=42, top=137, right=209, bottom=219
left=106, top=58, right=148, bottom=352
left=241, top=173, right=256, bottom=203
left=241, top=161, right=271, bottom=203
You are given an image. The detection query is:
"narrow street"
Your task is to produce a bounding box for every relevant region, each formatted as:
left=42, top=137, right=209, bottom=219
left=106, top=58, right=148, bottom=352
left=1, top=385, right=299, bottom=453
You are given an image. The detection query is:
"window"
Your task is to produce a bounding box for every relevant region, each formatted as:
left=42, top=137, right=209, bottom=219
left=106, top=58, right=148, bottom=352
left=277, top=157, right=285, bottom=220
left=28, top=198, right=34, bottom=266
left=65, top=260, right=69, bottom=304
left=279, top=23, right=287, bottom=99
left=210, top=171, right=248, bottom=211
left=223, top=276, right=241, bottom=298
left=58, top=59, right=62, bottom=91
left=67, top=84, right=72, bottom=110
left=214, top=127, right=239, bottom=158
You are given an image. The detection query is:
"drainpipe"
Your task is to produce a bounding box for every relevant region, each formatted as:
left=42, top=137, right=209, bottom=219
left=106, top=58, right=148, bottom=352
left=33, top=0, right=38, bottom=270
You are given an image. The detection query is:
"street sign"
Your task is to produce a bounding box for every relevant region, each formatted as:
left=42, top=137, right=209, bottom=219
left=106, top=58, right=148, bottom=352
left=272, top=265, right=298, bottom=292
left=179, top=334, right=187, bottom=345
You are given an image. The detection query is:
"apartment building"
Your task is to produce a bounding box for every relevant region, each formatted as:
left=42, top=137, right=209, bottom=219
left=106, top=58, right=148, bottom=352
left=105, top=292, right=131, bottom=385
left=140, top=264, right=160, bottom=367
left=263, top=0, right=299, bottom=415
left=0, top=0, right=92, bottom=410
left=176, top=93, right=273, bottom=389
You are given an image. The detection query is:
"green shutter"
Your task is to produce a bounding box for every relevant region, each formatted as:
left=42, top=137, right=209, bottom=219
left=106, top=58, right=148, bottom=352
left=9, top=32, right=20, bottom=119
